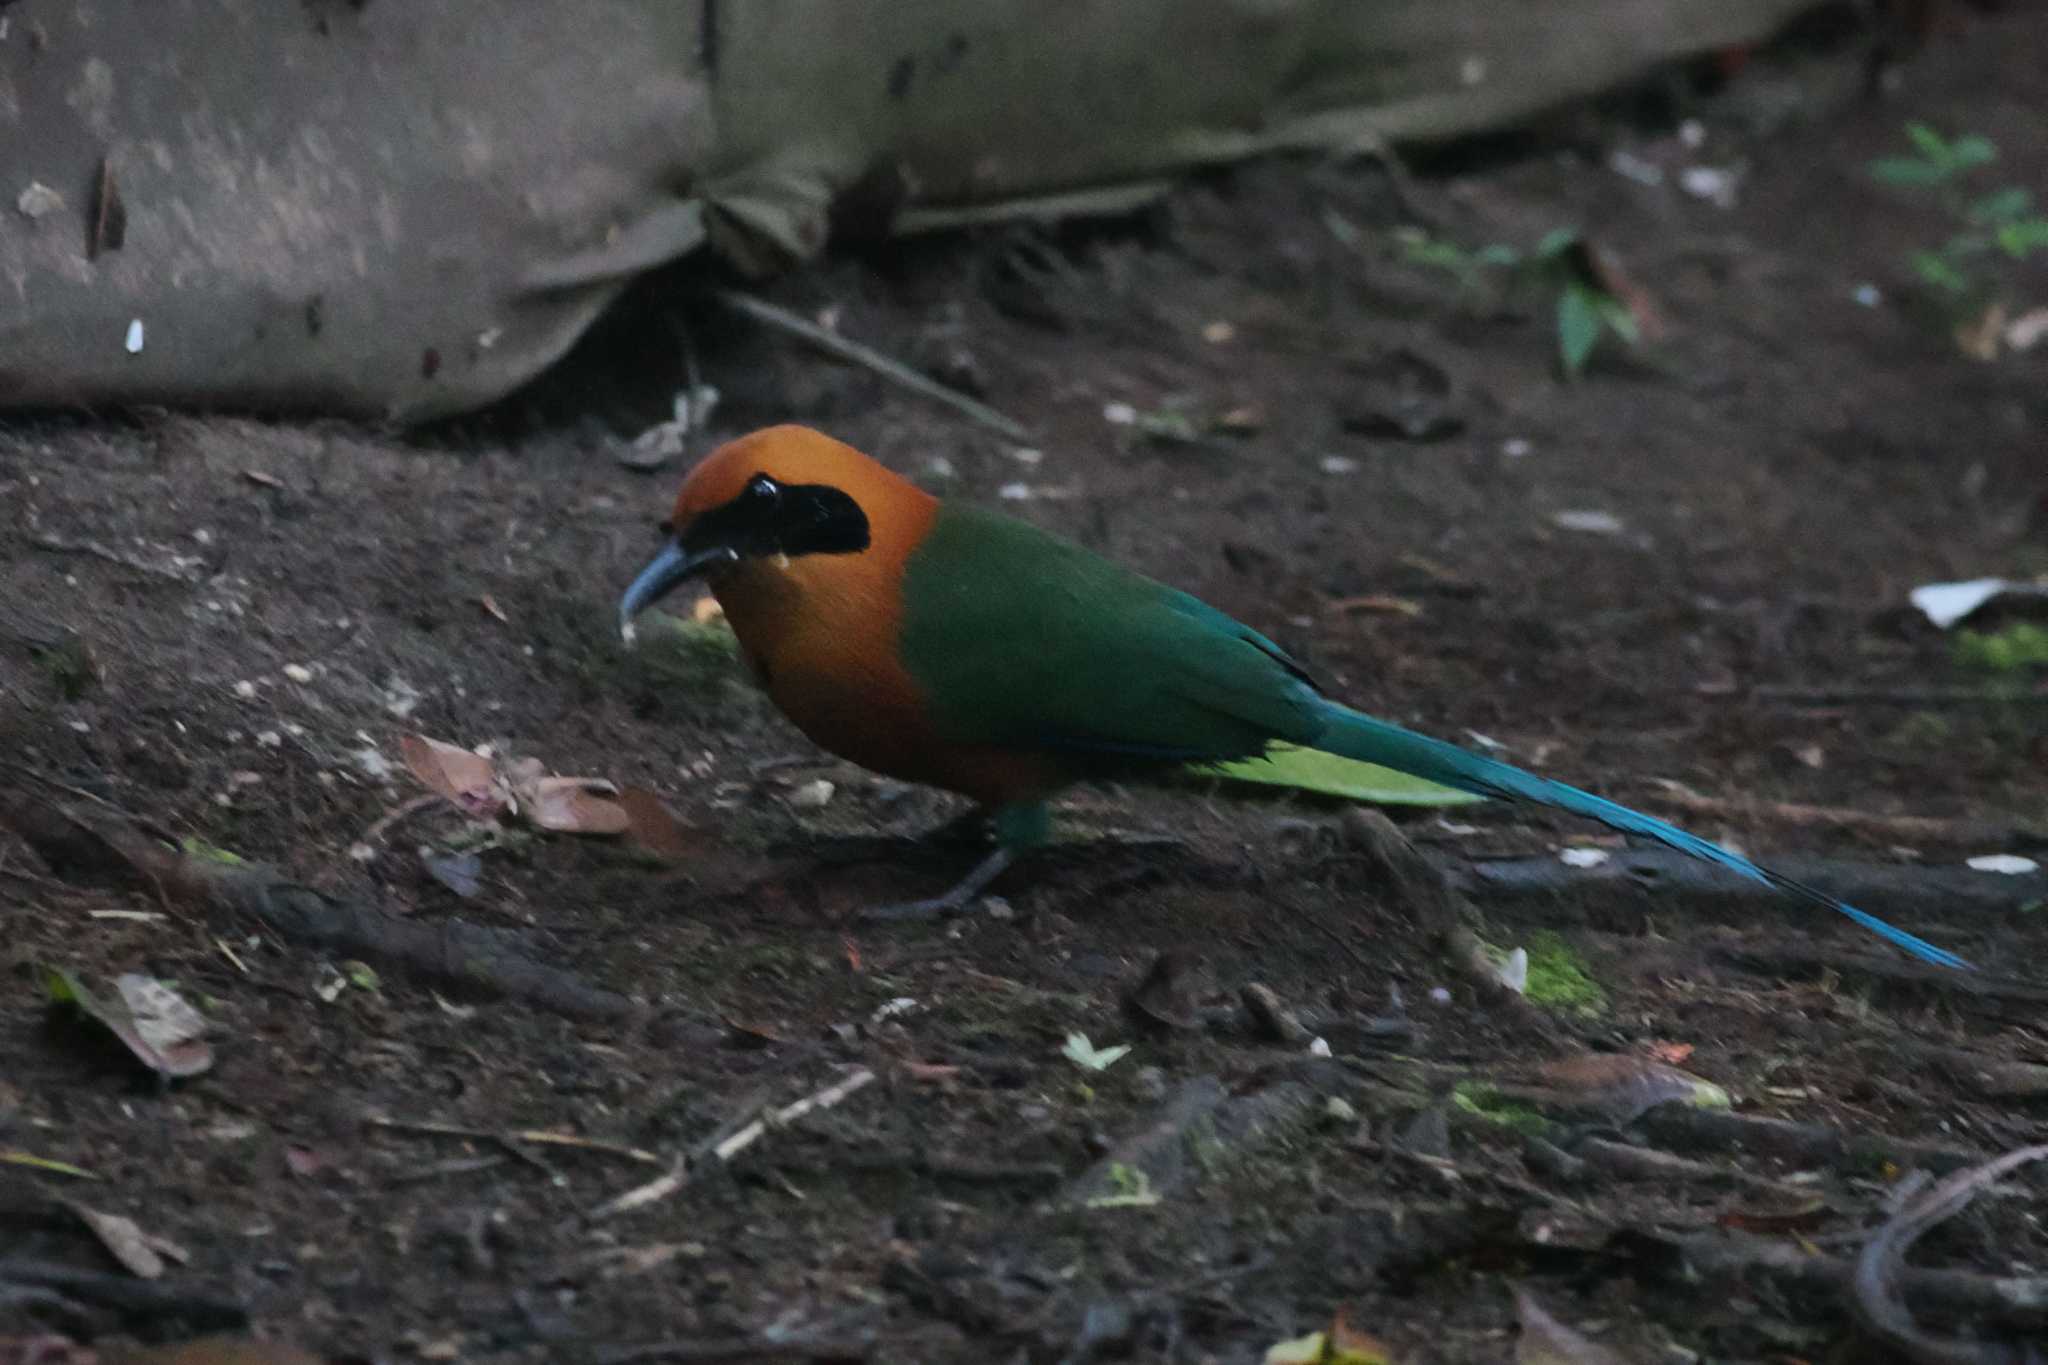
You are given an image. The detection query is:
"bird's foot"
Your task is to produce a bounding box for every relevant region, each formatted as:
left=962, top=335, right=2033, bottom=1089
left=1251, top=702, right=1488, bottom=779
left=857, top=847, right=1015, bottom=923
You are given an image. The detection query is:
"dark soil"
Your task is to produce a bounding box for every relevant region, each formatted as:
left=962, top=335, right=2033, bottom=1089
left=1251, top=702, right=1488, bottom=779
left=4, top=11, right=2046, bottom=1364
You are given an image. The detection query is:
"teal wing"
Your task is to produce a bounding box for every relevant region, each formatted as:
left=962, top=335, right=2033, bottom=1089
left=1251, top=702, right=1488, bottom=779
left=898, top=505, right=1320, bottom=765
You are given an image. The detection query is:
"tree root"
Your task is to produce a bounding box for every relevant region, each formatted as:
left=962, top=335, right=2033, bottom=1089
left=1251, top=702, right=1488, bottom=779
left=0, top=793, right=635, bottom=1022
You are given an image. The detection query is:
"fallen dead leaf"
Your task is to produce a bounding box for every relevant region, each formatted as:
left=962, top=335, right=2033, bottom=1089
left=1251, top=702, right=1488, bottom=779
left=523, top=776, right=631, bottom=834
left=615, top=787, right=696, bottom=860
left=68, top=1201, right=187, bottom=1279
left=1501, top=1053, right=1727, bottom=1125
left=400, top=734, right=508, bottom=822
left=46, top=967, right=214, bottom=1079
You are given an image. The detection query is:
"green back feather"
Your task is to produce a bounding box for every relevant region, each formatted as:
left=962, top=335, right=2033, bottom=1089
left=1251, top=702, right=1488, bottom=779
left=899, top=505, right=1319, bottom=769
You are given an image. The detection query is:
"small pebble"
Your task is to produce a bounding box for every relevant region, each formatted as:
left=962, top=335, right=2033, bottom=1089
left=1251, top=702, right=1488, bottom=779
left=787, top=778, right=835, bottom=810
left=283, top=663, right=314, bottom=684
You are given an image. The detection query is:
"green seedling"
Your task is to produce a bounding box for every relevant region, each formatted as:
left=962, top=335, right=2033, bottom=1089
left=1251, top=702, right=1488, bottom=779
left=1390, top=225, right=1640, bottom=380
left=1868, top=122, right=2048, bottom=319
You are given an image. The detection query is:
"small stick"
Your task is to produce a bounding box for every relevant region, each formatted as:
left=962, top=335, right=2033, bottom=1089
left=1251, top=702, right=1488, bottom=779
left=356, top=793, right=442, bottom=850
left=589, top=1068, right=876, bottom=1221
left=364, top=1113, right=658, bottom=1164
left=30, top=534, right=198, bottom=583
left=713, top=289, right=1029, bottom=441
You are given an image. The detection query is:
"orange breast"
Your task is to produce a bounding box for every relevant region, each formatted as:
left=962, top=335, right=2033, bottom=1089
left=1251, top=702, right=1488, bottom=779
left=710, top=508, right=1067, bottom=809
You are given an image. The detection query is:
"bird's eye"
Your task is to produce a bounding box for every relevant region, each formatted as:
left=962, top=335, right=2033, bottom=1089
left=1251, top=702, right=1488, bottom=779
left=746, top=474, right=780, bottom=501
left=657, top=519, right=673, bottom=536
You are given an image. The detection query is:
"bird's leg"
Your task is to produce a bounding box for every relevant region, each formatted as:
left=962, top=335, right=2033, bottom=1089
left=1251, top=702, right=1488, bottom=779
left=857, top=801, right=1046, bottom=923
left=857, top=846, right=1017, bottom=923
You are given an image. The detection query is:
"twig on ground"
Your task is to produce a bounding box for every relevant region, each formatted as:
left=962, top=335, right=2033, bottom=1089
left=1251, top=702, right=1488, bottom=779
left=1644, top=781, right=2039, bottom=846
left=29, top=534, right=199, bottom=584
left=1888, top=1043, right=2048, bottom=1100
left=356, top=793, right=443, bottom=850
left=1666, top=1229, right=2048, bottom=1336
left=588, top=1068, right=876, bottom=1221
left=1573, top=1136, right=1814, bottom=1198
left=713, top=289, right=1030, bottom=441
left=1637, top=1102, right=1985, bottom=1175
left=388, top=1154, right=510, bottom=1184
left=1851, top=1143, right=2048, bottom=1362
left=365, top=1112, right=659, bottom=1171
left=0, top=794, right=636, bottom=1021
left=0, top=1259, right=244, bottom=1332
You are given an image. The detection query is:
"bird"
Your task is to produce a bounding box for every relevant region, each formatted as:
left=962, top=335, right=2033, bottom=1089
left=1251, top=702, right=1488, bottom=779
left=619, top=424, right=1968, bottom=969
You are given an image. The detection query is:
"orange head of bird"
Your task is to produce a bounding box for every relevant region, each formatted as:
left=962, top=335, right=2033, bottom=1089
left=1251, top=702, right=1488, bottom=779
left=618, top=425, right=911, bottom=640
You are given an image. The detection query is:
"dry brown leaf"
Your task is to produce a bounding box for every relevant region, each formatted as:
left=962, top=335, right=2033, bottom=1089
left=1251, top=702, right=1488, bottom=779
left=615, top=787, right=696, bottom=860
left=68, top=1202, right=178, bottom=1279
left=524, top=776, right=631, bottom=834
left=399, top=735, right=507, bottom=821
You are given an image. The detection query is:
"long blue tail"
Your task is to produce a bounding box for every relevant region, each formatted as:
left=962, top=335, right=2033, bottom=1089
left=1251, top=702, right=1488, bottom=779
left=1307, top=700, right=1971, bottom=970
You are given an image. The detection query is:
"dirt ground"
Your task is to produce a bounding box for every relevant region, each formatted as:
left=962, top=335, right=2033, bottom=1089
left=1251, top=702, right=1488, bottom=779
left=3, top=10, right=2046, bottom=1365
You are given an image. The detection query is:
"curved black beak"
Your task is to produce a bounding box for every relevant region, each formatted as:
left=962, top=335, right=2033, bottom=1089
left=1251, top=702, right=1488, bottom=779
left=618, top=539, right=739, bottom=643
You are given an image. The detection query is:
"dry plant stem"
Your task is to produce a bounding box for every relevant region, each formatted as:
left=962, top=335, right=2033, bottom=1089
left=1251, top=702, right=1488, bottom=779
left=713, top=289, right=1029, bottom=441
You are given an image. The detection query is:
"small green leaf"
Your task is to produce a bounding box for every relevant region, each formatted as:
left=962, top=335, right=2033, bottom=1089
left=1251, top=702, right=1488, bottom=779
left=1868, top=156, right=1945, bottom=187
left=1996, top=217, right=2048, bottom=258
left=1321, top=207, right=1365, bottom=250
left=180, top=837, right=246, bottom=866
left=1967, top=186, right=2033, bottom=225
left=1532, top=226, right=1580, bottom=261
left=1195, top=743, right=1482, bottom=807
left=1595, top=295, right=1641, bottom=346
left=1947, top=134, right=1996, bottom=171
left=1905, top=121, right=1949, bottom=161
left=1062, top=1032, right=1132, bottom=1072
left=1475, top=243, right=1523, bottom=268
left=343, top=961, right=382, bottom=992
left=1910, top=250, right=1971, bottom=295
left=1556, top=283, right=1605, bottom=378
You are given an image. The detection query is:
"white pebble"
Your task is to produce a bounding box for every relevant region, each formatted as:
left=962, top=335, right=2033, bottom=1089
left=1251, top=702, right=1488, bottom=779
left=788, top=778, right=835, bottom=810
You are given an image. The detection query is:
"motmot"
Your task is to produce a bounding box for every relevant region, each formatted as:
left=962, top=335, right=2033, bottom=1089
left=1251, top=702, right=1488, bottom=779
left=619, top=425, right=1967, bottom=968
